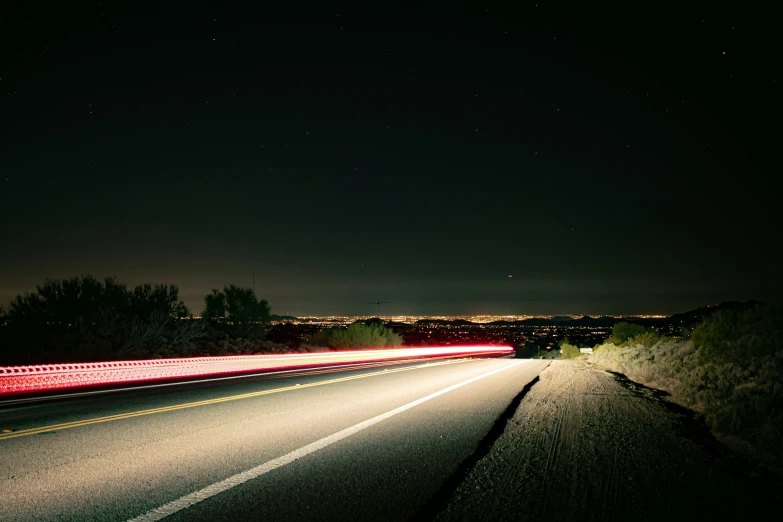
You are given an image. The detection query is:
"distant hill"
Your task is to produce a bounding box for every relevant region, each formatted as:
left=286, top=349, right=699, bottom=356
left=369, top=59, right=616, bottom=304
left=354, top=317, right=386, bottom=326
left=414, top=319, right=476, bottom=326
left=270, top=314, right=299, bottom=321
left=664, top=300, right=763, bottom=326
left=571, top=316, right=618, bottom=327
left=269, top=301, right=762, bottom=328
left=482, top=302, right=762, bottom=328
left=486, top=316, right=617, bottom=327
left=385, top=321, right=410, bottom=329
left=351, top=318, right=412, bottom=329
left=612, top=300, right=764, bottom=329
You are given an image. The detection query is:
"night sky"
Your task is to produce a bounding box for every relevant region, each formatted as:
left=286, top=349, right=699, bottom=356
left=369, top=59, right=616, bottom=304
left=1, top=2, right=779, bottom=316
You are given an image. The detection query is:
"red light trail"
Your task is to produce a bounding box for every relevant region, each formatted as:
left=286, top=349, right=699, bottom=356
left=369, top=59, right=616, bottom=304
left=0, top=346, right=512, bottom=397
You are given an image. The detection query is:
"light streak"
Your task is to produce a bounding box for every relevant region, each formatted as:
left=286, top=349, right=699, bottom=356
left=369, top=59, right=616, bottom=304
left=0, top=346, right=511, bottom=396
left=0, top=359, right=472, bottom=441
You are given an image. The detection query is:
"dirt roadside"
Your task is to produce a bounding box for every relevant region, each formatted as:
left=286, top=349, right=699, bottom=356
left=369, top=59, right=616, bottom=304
left=435, top=359, right=781, bottom=521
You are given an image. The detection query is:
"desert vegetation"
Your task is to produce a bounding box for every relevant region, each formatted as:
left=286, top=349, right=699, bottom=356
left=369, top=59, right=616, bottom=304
left=0, top=275, right=290, bottom=365
left=0, top=276, right=410, bottom=366
left=303, top=322, right=403, bottom=350
left=0, top=276, right=205, bottom=364
left=558, top=338, right=581, bottom=359
left=589, top=305, right=783, bottom=460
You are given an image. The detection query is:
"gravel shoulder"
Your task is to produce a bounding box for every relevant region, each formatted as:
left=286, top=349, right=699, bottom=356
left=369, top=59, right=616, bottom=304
left=436, top=359, right=782, bottom=521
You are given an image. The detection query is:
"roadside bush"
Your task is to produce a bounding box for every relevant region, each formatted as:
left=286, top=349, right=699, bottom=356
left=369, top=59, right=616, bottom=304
left=692, top=305, right=783, bottom=366
left=560, top=342, right=581, bottom=359
left=592, top=342, right=618, bottom=353
left=606, top=322, right=654, bottom=346
left=254, top=341, right=331, bottom=354
left=303, top=329, right=333, bottom=348
left=538, top=348, right=561, bottom=359
left=589, top=303, right=783, bottom=460
left=254, top=341, right=293, bottom=354
left=629, top=330, right=660, bottom=349
left=304, top=323, right=403, bottom=349
left=331, top=323, right=403, bottom=349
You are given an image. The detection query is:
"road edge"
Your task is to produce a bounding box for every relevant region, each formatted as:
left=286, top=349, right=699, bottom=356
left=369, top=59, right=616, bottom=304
left=410, top=360, right=550, bottom=521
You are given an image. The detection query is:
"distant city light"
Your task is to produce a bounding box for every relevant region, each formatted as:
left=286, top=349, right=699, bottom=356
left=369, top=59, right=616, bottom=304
left=276, top=314, right=667, bottom=325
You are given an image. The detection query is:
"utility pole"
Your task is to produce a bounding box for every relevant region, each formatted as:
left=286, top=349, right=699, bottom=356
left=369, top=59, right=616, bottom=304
left=367, top=300, right=390, bottom=316
left=252, top=269, right=255, bottom=293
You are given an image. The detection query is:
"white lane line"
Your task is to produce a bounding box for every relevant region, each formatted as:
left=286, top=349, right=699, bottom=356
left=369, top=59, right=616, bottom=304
left=128, top=360, right=523, bottom=522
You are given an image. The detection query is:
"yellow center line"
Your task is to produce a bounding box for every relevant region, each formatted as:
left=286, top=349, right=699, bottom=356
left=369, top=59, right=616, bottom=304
left=0, top=358, right=473, bottom=441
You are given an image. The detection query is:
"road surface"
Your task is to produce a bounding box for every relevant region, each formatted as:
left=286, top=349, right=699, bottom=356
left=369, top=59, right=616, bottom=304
left=0, top=356, right=547, bottom=521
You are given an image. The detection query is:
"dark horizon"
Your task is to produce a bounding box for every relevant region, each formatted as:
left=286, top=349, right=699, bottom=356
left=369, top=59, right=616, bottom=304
left=0, top=273, right=765, bottom=318
left=2, top=2, right=779, bottom=316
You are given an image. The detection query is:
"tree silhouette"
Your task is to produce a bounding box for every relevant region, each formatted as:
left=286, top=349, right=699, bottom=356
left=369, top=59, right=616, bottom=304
left=203, top=285, right=270, bottom=334
left=2, top=275, right=198, bottom=363
left=9, top=275, right=128, bottom=326
left=203, top=289, right=228, bottom=324
left=9, top=276, right=190, bottom=325
left=130, top=283, right=188, bottom=319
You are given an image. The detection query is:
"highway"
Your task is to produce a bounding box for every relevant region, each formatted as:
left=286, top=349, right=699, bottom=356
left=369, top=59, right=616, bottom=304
left=0, top=356, right=548, bottom=521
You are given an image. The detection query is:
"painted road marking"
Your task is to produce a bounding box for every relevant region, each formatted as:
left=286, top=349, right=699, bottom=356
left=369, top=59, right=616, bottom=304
left=128, top=361, right=523, bottom=522
left=0, top=359, right=471, bottom=441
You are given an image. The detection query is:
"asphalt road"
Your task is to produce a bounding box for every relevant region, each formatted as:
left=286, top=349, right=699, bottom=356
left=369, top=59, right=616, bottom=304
left=0, top=356, right=549, bottom=521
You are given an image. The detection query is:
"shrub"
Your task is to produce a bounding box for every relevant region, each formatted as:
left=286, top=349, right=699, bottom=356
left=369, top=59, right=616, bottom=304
left=628, top=331, right=660, bottom=349
left=304, top=329, right=333, bottom=348
left=538, top=348, right=561, bottom=359
left=592, top=342, right=618, bottom=353
left=560, top=342, right=581, bottom=359
left=589, top=305, right=783, bottom=460
left=168, top=318, right=207, bottom=353
left=304, top=323, right=403, bottom=349
left=606, top=321, right=655, bottom=346
left=691, top=304, right=783, bottom=366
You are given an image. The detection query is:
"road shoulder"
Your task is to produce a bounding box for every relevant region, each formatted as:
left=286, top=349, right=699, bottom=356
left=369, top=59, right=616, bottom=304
left=436, top=359, right=782, bottom=521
